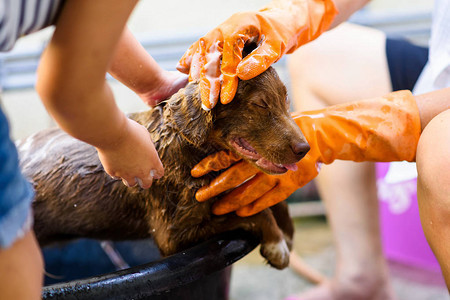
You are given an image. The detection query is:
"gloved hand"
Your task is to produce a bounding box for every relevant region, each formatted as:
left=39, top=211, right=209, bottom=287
left=191, top=90, right=421, bottom=216
left=177, top=0, right=337, bottom=110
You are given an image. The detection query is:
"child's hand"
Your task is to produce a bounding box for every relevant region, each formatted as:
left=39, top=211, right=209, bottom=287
left=96, top=118, right=164, bottom=189
left=138, top=71, right=188, bottom=107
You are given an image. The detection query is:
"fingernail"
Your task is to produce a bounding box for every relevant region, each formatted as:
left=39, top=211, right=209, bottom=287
left=136, top=177, right=144, bottom=189
left=150, top=169, right=163, bottom=179
left=122, top=179, right=136, bottom=188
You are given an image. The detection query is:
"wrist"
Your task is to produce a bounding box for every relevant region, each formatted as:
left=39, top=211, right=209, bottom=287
left=109, top=28, right=169, bottom=101
left=133, top=67, right=166, bottom=96
left=137, top=71, right=188, bottom=107
left=134, top=68, right=166, bottom=101
left=94, top=112, right=130, bottom=152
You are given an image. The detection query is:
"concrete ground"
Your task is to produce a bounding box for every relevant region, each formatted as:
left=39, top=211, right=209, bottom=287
left=230, top=216, right=449, bottom=300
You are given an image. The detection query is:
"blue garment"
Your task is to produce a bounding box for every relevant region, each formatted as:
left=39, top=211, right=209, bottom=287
left=0, top=0, right=64, bottom=246
left=385, top=38, right=429, bottom=91
left=0, top=105, right=34, bottom=248
left=0, top=0, right=63, bottom=247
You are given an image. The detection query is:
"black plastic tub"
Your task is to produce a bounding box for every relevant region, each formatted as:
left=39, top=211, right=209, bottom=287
left=41, top=230, right=259, bottom=300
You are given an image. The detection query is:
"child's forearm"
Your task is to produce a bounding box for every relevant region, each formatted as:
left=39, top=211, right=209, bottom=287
left=36, top=0, right=138, bottom=150
left=109, top=28, right=165, bottom=96
left=39, top=75, right=129, bottom=150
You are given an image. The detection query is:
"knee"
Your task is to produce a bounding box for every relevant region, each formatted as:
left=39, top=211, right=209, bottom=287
left=416, top=109, right=450, bottom=213
left=287, top=23, right=389, bottom=110
left=287, top=34, right=339, bottom=111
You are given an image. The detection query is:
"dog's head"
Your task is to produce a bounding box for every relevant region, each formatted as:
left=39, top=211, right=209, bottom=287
left=167, top=66, right=310, bottom=175
left=210, top=67, right=309, bottom=174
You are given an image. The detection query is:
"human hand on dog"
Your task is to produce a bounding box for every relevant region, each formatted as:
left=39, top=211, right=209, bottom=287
left=137, top=71, right=188, bottom=107
left=176, top=0, right=337, bottom=110
left=192, top=91, right=421, bottom=216
left=97, top=118, right=164, bottom=189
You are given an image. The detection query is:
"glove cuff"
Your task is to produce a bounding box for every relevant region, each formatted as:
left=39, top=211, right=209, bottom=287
left=292, top=90, right=421, bottom=164
left=261, top=0, right=338, bottom=54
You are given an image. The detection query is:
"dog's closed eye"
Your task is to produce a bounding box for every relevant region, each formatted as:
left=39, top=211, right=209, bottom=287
left=252, top=99, right=269, bottom=109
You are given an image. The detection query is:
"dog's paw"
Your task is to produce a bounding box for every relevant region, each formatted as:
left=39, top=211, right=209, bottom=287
left=260, top=238, right=290, bottom=269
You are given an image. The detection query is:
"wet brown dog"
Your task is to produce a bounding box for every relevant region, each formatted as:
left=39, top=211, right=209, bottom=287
left=17, top=67, right=309, bottom=269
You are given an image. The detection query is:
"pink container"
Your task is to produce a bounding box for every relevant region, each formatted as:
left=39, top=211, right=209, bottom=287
left=376, top=162, right=440, bottom=271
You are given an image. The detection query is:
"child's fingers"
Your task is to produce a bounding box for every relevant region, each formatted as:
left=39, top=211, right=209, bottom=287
left=146, top=139, right=164, bottom=179
left=122, top=177, right=137, bottom=188
left=136, top=175, right=153, bottom=189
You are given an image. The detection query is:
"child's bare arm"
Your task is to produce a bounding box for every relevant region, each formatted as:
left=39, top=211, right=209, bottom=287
left=36, top=0, right=163, bottom=188
left=109, top=28, right=188, bottom=106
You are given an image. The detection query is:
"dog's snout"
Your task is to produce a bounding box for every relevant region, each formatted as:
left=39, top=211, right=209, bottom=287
left=292, top=142, right=310, bottom=160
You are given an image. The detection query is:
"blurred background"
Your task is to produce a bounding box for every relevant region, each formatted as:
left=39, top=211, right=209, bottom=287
left=1, top=0, right=448, bottom=299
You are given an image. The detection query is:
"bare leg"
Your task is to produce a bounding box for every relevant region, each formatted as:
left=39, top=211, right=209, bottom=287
left=0, top=230, right=44, bottom=300
left=287, top=23, right=396, bottom=299
left=416, top=109, right=450, bottom=289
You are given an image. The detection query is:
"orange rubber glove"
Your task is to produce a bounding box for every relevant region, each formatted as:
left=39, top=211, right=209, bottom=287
left=191, top=90, right=421, bottom=216
left=177, top=0, right=337, bottom=110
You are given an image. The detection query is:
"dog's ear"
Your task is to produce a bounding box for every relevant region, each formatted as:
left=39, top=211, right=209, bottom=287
left=167, top=82, right=213, bottom=147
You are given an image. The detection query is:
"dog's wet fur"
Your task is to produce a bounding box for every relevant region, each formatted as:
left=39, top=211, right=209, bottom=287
left=18, top=67, right=309, bottom=269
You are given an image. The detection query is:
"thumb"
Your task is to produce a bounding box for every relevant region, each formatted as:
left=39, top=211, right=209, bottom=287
left=237, top=42, right=282, bottom=80
left=177, top=41, right=198, bottom=74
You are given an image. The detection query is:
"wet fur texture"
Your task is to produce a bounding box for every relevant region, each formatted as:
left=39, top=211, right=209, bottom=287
left=18, top=67, right=306, bottom=269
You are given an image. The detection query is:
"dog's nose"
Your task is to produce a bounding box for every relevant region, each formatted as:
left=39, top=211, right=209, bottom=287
left=292, top=142, right=310, bottom=160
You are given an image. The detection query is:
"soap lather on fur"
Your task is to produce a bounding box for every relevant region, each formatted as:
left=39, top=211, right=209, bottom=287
left=17, top=67, right=309, bottom=269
